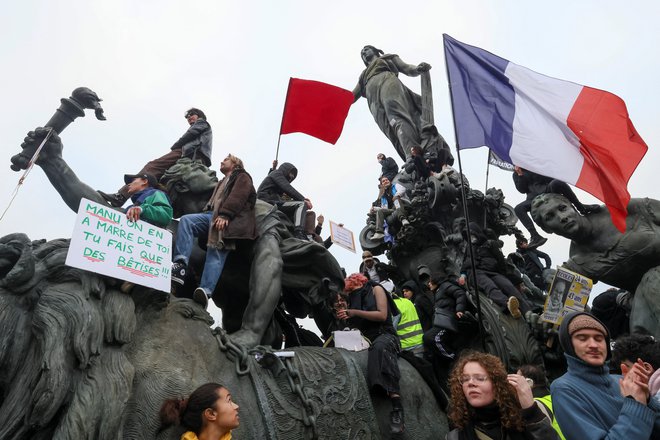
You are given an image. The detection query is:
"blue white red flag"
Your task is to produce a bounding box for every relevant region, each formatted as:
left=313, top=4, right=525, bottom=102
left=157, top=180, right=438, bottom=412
left=443, top=34, right=647, bottom=232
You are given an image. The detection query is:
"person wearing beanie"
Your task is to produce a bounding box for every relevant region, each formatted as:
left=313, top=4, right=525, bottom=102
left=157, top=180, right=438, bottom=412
left=551, top=311, right=660, bottom=439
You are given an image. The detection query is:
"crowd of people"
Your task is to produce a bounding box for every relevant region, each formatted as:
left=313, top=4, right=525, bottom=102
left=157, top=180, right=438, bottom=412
left=106, top=108, right=659, bottom=439
left=155, top=311, right=660, bottom=439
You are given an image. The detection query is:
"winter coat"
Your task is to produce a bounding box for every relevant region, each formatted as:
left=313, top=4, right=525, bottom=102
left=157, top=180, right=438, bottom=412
left=256, top=162, right=305, bottom=204
left=462, top=224, right=507, bottom=275
left=127, top=188, right=173, bottom=228
left=512, top=169, right=552, bottom=199
left=551, top=312, right=660, bottom=440
left=171, top=118, right=212, bottom=166
left=379, top=156, right=399, bottom=181
left=204, top=168, right=257, bottom=247
left=446, top=403, right=560, bottom=440
left=359, top=258, right=391, bottom=283
left=401, top=280, right=433, bottom=332
left=433, top=280, right=467, bottom=315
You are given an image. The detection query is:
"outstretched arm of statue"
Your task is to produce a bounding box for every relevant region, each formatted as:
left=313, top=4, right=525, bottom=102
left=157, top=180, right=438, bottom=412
left=352, top=83, right=362, bottom=103
left=229, top=231, right=283, bottom=347
left=21, top=128, right=108, bottom=213
left=392, top=55, right=431, bottom=77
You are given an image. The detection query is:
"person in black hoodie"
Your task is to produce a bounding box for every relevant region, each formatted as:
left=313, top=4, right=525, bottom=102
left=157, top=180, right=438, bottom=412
left=377, top=153, right=399, bottom=182
left=257, top=161, right=312, bottom=240
left=423, top=273, right=467, bottom=363
left=461, top=223, right=533, bottom=319
left=401, top=280, right=433, bottom=332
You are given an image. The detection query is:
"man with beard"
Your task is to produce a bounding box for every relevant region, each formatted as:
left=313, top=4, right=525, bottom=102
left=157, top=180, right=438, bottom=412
left=551, top=312, right=660, bottom=439
left=171, top=154, right=257, bottom=308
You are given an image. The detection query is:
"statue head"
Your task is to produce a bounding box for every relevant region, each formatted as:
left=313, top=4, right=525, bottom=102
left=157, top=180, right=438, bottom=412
left=161, top=158, right=218, bottom=218
left=531, top=193, right=588, bottom=240
left=361, top=45, right=383, bottom=66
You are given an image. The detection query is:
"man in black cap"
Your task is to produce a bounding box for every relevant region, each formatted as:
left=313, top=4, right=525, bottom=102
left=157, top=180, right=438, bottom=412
left=551, top=311, right=660, bottom=439
left=122, top=172, right=172, bottom=228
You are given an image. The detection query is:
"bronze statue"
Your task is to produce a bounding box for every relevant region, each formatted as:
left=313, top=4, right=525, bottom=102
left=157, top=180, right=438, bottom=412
left=10, top=87, right=105, bottom=172
left=353, top=45, right=452, bottom=165
left=0, top=234, right=449, bottom=439
left=531, top=194, right=660, bottom=336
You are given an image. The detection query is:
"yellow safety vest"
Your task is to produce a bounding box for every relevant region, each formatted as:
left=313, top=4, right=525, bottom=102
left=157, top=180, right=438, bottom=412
left=393, top=298, right=423, bottom=350
left=535, top=395, right=566, bottom=440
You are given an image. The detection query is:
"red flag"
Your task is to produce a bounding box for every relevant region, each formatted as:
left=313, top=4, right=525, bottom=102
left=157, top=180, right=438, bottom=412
left=280, top=78, right=353, bottom=145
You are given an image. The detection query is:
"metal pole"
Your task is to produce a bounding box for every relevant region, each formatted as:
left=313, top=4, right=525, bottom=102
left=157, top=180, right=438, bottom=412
left=443, top=40, right=487, bottom=352
left=483, top=151, right=491, bottom=229
left=275, top=78, right=294, bottom=163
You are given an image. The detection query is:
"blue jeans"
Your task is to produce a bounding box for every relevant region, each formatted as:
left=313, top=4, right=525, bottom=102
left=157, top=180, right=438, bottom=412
left=174, top=211, right=229, bottom=293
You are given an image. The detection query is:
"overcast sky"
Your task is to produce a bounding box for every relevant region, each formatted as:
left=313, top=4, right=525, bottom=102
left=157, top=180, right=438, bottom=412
left=1, top=1, right=658, bottom=327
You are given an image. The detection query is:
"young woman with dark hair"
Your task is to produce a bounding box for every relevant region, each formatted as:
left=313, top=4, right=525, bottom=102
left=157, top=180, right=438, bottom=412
left=160, top=382, right=239, bottom=440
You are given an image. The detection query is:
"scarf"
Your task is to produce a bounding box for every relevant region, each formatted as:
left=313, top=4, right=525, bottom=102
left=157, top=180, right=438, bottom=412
left=460, top=404, right=526, bottom=440
left=181, top=431, right=232, bottom=440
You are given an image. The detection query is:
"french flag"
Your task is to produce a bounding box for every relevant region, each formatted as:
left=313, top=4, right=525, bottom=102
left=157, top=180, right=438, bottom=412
left=443, top=34, right=647, bottom=232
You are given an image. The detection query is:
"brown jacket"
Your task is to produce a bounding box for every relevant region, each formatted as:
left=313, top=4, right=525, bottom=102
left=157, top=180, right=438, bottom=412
left=204, top=168, right=257, bottom=247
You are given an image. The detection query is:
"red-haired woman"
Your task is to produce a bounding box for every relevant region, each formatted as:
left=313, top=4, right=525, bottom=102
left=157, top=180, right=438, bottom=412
left=446, top=352, right=559, bottom=440
left=160, top=382, right=239, bottom=440
left=336, top=273, right=404, bottom=435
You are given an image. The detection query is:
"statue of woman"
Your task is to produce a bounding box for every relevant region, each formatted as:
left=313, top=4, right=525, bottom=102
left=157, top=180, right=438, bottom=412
left=353, top=45, right=432, bottom=161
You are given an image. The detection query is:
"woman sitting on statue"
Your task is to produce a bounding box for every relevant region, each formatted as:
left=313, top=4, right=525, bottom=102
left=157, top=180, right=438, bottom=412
left=336, top=273, right=405, bottom=435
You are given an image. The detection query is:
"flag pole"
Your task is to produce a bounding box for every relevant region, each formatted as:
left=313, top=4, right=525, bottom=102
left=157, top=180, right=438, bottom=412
left=275, top=78, right=294, bottom=163
left=443, top=41, right=487, bottom=352
left=483, top=151, right=492, bottom=229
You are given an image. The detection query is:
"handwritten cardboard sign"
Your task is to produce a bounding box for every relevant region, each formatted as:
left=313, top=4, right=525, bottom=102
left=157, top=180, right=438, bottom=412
left=65, top=198, right=172, bottom=292
left=329, top=221, right=356, bottom=253
left=540, top=266, right=592, bottom=325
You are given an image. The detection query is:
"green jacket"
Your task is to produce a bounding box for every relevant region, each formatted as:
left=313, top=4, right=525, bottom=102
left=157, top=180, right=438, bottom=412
left=393, top=297, right=423, bottom=350
left=129, top=189, right=173, bottom=228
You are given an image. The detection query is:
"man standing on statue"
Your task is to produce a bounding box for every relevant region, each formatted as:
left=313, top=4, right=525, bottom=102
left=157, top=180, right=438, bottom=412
left=171, top=154, right=257, bottom=309
left=101, top=108, right=212, bottom=207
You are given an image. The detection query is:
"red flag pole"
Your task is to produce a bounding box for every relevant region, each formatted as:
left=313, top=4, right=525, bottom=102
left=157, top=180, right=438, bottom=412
left=275, top=78, right=294, bottom=163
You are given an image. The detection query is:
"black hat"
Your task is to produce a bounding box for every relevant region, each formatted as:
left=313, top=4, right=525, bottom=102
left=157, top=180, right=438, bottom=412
left=124, top=173, right=158, bottom=188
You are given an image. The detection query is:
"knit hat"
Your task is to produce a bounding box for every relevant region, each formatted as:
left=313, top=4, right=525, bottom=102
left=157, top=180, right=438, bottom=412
left=362, top=251, right=374, bottom=261
left=567, top=314, right=608, bottom=337
left=559, top=311, right=611, bottom=361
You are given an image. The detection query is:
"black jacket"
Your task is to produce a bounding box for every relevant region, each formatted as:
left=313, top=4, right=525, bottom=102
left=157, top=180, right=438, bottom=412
left=401, top=280, right=433, bottom=331
left=462, top=224, right=507, bottom=274
left=379, top=156, right=399, bottom=181
left=512, top=169, right=552, bottom=199
left=433, top=280, right=467, bottom=315
left=171, top=118, right=212, bottom=166
left=257, top=162, right=305, bottom=204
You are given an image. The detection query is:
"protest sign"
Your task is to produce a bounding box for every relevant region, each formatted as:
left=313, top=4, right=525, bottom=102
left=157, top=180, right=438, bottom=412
left=65, top=198, right=172, bottom=292
left=540, top=266, right=592, bottom=325
left=329, top=221, right=355, bottom=253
